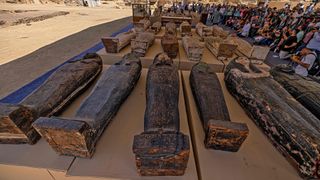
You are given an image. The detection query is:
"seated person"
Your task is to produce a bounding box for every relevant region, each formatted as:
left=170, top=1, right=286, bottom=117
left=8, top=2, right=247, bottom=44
left=225, top=17, right=233, bottom=27
left=306, top=29, right=320, bottom=53
left=291, top=48, right=317, bottom=77
left=258, top=30, right=274, bottom=46
left=237, top=20, right=251, bottom=37
left=295, top=27, right=317, bottom=52
left=279, top=29, right=298, bottom=59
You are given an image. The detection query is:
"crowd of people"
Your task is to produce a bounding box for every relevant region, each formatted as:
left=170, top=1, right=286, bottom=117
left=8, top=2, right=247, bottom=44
left=162, top=2, right=320, bottom=77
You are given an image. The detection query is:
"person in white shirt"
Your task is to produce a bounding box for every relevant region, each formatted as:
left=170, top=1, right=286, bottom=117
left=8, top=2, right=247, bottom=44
left=292, top=48, right=317, bottom=77
left=237, top=20, right=251, bottom=37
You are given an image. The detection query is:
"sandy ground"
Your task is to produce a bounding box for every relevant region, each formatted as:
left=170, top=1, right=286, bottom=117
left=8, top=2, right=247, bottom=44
left=0, top=3, right=131, bottom=65
left=0, top=3, right=131, bottom=98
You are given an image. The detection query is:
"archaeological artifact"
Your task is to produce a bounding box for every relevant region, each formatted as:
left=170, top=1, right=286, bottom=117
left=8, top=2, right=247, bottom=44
left=102, top=30, right=136, bottom=53
left=133, top=53, right=190, bottom=176
left=33, top=53, right=142, bottom=158
left=161, top=33, right=179, bottom=58
left=131, top=31, right=155, bottom=57
left=224, top=57, right=320, bottom=179
left=0, top=54, right=102, bottom=144
left=182, top=36, right=204, bottom=61
left=190, top=62, right=248, bottom=151
left=271, top=65, right=320, bottom=120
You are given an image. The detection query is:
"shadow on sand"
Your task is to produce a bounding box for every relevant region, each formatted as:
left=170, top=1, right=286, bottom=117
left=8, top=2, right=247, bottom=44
left=0, top=16, right=131, bottom=99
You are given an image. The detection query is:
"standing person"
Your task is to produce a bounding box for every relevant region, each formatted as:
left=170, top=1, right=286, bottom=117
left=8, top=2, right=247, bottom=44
left=219, top=5, right=226, bottom=24
left=208, top=4, right=214, bottom=23
left=279, top=29, right=298, bottom=59
left=157, top=0, right=165, bottom=13
left=192, top=2, right=196, bottom=12
left=212, top=6, right=221, bottom=25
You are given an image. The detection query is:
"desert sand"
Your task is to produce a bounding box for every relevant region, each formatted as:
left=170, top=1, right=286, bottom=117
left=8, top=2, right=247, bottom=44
left=0, top=3, right=131, bottom=99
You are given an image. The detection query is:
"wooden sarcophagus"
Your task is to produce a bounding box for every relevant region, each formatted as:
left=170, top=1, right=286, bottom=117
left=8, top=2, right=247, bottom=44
left=180, top=21, right=191, bottom=37
left=134, top=18, right=151, bottom=32
left=205, top=36, right=238, bottom=58
left=270, top=65, right=320, bottom=120
left=33, top=53, right=142, bottom=158
left=101, top=30, right=136, bottom=53
left=161, top=33, right=179, bottom=58
left=196, top=22, right=213, bottom=38
left=224, top=57, right=320, bottom=179
left=182, top=36, right=204, bottom=61
left=165, top=21, right=177, bottom=35
left=133, top=53, right=190, bottom=176
left=212, top=25, right=229, bottom=39
left=131, top=30, right=155, bottom=57
left=0, top=54, right=102, bottom=144
left=150, top=21, right=162, bottom=34
left=229, top=37, right=270, bottom=61
left=190, top=62, right=248, bottom=151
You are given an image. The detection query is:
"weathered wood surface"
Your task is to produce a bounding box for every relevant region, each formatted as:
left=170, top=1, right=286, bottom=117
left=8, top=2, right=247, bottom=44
left=161, top=16, right=192, bottom=26
left=229, top=37, right=269, bottom=60
left=224, top=57, right=320, bottom=179
left=133, top=53, right=190, bottom=176
left=101, top=30, right=136, bottom=53
left=0, top=54, right=102, bottom=144
left=212, top=25, right=229, bottom=38
left=150, top=21, right=161, bottom=34
left=229, top=37, right=253, bottom=58
left=190, top=62, right=248, bottom=151
left=205, top=36, right=238, bottom=58
left=251, top=45, right=270, bottom=60
left=180, top=21, right=191, bottom=36
left=33, top=53, right=142, bottom=158
left=196, top=22, right=212, bottom=38
left=190, top=12, right=200, bottom=26
left=182, top=36, right=204, bottom=61
left=270, top=65, right=320, bottom=120
left=165, top=21, right=177, bottom=35
left=161, top=33, right=179, bottom=58
left=131, top=31, right=155, bottom=57
left=134, top=19, right=151, bottom=32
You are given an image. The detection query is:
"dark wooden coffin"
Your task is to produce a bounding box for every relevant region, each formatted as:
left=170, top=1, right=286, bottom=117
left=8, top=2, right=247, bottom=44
left=0, top=54, right=102, bottom=144
left=190, top=62, right=248, bottom=152
left=165, top=21, right=177, bottom=35
left=133, top=53, right=190, bottom=176
left=161, top=33, right=179, bottom=59
left=182, top=36, right=204, bottom=61
left=270, top=65, right=320, bottom=120
left=179, top=21, right=191, bottom=36
left=33, top=53, right=142, bottom=158
left=131, top=31, right=155, bottom=57
left=134, top=18, right=151, bottom=32
left=151, top=21, right=162, bottom=34
left=224, top=57, right=320, bottom=179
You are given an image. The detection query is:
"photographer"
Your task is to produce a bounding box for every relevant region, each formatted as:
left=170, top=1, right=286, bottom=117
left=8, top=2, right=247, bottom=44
left=291, top=47, right=317, bottom=77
